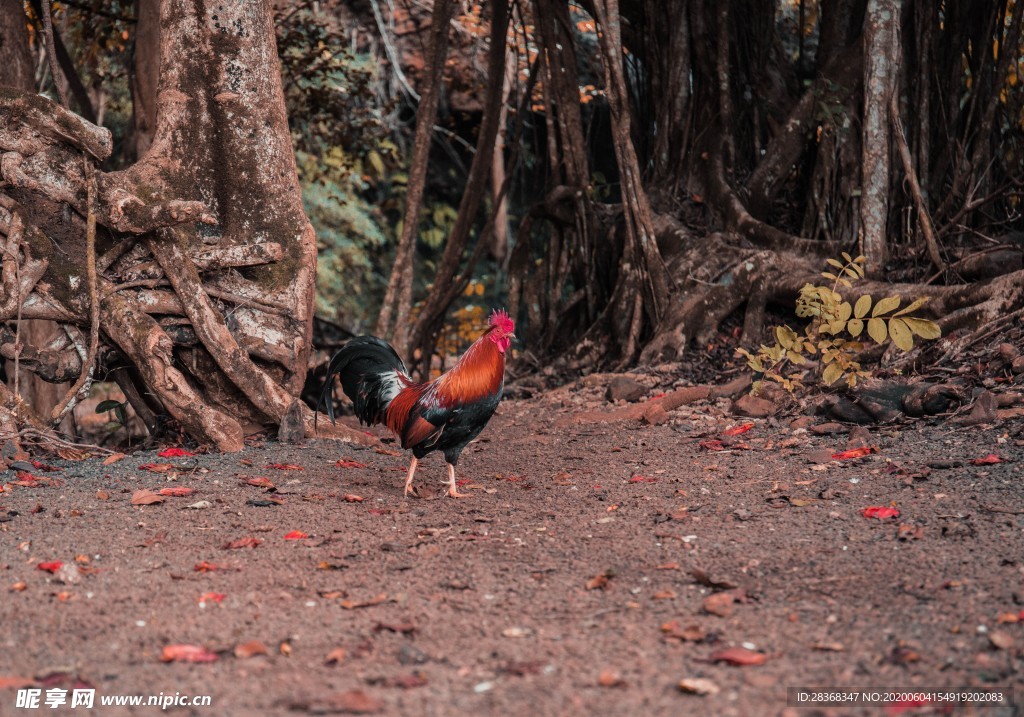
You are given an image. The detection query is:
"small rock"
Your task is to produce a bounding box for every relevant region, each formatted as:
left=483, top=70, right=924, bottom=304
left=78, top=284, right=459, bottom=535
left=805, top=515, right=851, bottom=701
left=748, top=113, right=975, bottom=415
left=731, top=394, right=775, bottom=418
left=789, top=416, right=817, bottom=430
left=809, top=422, right=848, bottom=435
left=1012, top=356, right=1024, bottom=374
left=607, top=377, right=647, bottom=403
left=397, top=644, right=429, bottom=665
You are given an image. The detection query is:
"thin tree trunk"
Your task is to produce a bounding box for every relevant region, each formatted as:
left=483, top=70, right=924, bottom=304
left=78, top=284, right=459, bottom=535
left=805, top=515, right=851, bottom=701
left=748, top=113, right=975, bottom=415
left=860, top=0, right=901, bottom=275
left=376, top=0, right=455, bottom=352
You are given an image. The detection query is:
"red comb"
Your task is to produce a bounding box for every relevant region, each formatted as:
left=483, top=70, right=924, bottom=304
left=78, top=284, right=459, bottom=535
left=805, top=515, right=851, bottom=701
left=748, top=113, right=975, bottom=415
left=488, top=308, right=514, bottom=333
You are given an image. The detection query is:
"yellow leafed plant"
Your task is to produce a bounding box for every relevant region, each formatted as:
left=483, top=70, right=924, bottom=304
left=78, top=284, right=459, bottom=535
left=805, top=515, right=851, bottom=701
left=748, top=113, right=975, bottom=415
left=737, top=254, right=942, bottom=393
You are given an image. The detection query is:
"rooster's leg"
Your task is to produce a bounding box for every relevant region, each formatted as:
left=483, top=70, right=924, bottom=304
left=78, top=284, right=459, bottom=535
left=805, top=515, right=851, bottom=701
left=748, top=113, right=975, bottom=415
left=446, top=463, right=469, bottom=498
left=403, top=457, right=419, bottom=497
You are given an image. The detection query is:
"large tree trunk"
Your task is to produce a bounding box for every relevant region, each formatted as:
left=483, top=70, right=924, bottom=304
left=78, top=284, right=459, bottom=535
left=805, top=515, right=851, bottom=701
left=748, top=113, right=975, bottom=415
left=0, top=0, right=368, bottom=450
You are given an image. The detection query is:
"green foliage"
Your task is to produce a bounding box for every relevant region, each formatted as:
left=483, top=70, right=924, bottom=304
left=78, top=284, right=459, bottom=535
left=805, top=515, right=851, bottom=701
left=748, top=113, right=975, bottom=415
left=276, top=0, right=394, bottom=179
left=96, top=399, right=128, bottom=430
left=737, top=254, right=942, bottom=392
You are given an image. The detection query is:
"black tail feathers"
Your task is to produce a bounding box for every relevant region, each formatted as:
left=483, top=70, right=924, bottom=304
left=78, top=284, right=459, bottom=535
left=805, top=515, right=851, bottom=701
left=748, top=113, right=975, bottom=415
left=315, top=336, right=408, bottom=431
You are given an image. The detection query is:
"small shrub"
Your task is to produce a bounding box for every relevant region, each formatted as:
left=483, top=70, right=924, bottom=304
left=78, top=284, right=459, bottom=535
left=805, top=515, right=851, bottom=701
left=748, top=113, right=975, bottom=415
left=737, top=254, right=941, bottom=392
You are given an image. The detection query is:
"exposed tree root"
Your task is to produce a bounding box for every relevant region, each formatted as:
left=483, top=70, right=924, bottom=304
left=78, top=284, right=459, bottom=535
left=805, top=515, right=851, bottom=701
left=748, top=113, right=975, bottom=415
left=554, top=374, right=750, bottom=428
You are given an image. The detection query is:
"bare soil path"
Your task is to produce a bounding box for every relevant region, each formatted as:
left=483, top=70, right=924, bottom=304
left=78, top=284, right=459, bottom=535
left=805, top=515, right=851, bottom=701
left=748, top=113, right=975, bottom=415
left=1, top=385, right=1021, bottom=716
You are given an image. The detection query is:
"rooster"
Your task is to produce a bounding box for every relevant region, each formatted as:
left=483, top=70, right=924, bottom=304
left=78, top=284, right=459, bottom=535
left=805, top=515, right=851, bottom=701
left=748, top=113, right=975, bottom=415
left=317, top=310, right=515, bottom=498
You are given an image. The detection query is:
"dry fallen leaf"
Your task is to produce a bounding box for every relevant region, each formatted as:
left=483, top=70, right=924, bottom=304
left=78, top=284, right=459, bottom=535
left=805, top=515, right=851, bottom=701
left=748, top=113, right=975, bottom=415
left=989, top=631, right=1014, bottom=650
left=138, top=463, right=173, bottom=473
left=811, top=641, right=845, bottom=652
left=222, top=537, right=262, bottom=549
left=586, top=570, right=614, bottom=590
left=324, top=647, right=347, bottom=665
left=652, top=589, right=677, bottom=600
left=678, top=677, right=720, bottom=696
left=10, top=582, right=27, bottom=592
left=320, top=690, right=382, bottom=714
left=862, top=506, right=900, bottom=520
left=661, top=620, right=706, bottom=643
left=597, top=669, right=625, bottom=687
left=102, top=453, right=126, bottom=466
left=703, top=591, right=737, bottom=617
left=160, top=644, right=218, bottom=663
left=158, top=487, right=194, bottom=497
left=336, top=459, right=368, bottom=469
left=832, top=446, right=874, bottom=460
left=158, top=448, right=196, bottom=458
left=131, top=489, right=165, bottom=506
left=243, top=476, right=275, bottom=489
left=708, top=647, right=767, bottom=666
left=266, top=463, right=304, bottom=470
left=340, top=593, right=389, bottom=610
left=722, top=423, right=754, bottom=436
left=343, top=494, right=365, bottom=503
left=972, top=453, right=1003, bottom=465
left=234, top=640, right=269, bottom=659
left=198, top=592, right=226, bottom=604
left=95, top=490, right=110, bottom=500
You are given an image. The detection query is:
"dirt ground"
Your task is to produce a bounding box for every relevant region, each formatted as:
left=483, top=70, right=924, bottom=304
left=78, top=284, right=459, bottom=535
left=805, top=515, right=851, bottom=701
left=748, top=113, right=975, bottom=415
left=1, top=378, right=1022, bottom=717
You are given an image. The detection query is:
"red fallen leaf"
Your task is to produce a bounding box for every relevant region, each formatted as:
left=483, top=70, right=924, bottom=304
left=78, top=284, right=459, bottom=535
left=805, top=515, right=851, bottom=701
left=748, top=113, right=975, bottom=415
left=722, top=423, right=754, bottom=436
left=160, top=644, right=218, bottom=663
left=30, top=461, right=62, bottom=472
left=831, top=446, right=873, bottom=460
left=367, top=508, right=391, bottom=516
left=266, top=463, right=303, bottom=470
left=158, top=487, right=194, bottom=497
left=37, top=561, right=63, bottom=573
left=972, top=453, right=1003, bottom=465
left=158, top=447, right=195, bottom=458
left=700, top=439, right=725, bottom=451
left=862, top=506, right=900, bottom=520
left=708, top=647, right=767, bottom=666
left=198, top=592, right=226, bottom=603
left=222, top=537, right=262, bottom=549
left=649, top=392, right=667, bottom=400
left=343, top=494, right=365, bottom=503
left=456, top=478, right=472, bottom=487
left=193, top=561, right=231, bottom=572
left=139, top=463, right=173, bottom=472
left=628, top=475, right=656, bottom=483
left=283, top=530, right=309, bottom=540
left=336, top=458, right=368, bottom=469
left=242, top=476, right=275, bottom=489
left=131, top=489, right=165, bottom=505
